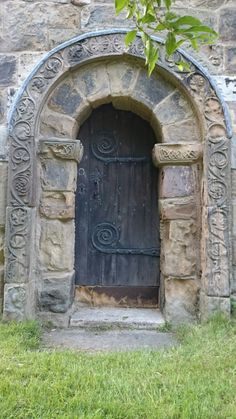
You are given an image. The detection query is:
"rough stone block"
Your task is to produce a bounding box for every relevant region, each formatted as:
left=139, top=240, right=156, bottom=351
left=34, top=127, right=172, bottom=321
left=232, top=267, right=236, bottom=294
left=215, top=76, right=236, bottom=102
left=0, top=226, right=4, bottom=264
left=40, top=219, right=74, bottom=272
left=0, top=162, right=7, bottom=225
left=40, top=191, right=75, bottom=220
left=163, top=220, right=198, bottom=277
left=3, top=3, right=48, bottom=51
left=0, top=90, right=7, bottom=123
left=0, top=55, right=17, bottom=86
left=164, top=277, right=200, bottom=324
left=162, top=119, right=200, bottom=143
left=153, top=90, right=193, bottom=126
left=81, top=5, right=129, bottom=29
left=72, top=63, right=110, bottom=108
left=131, top=69, right=174, bottom=109
left=220, top=8, right=236, bottom=42
left=39, top=273, right=74, bottom=313
left=40, top=108, right=79, bottom=138
left=232, top=240, right=236, bottom=266
left=48, top=82, right=84, bottom=116
left=224, top=46, right=236, bottom=74
left=48, top=28, right=79, bottom=49
left=3, top=284, right=26, bottom=321
left=106, top=60, right=139, bottom=96
left=46, top=4, right=81, bottom=29
left=18, top=52, right=46, bottom=85
left=159, top=166, right=195, bottom=198
left=159, top=197, right=197, bottom=220
left=200, top=293, right=231, bottom=320
left=41, top=158, right=77, bottom=192
left=174, top=0, right=226, bottom=8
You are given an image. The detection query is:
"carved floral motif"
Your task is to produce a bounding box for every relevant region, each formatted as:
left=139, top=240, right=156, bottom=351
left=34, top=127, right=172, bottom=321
left=152, top=144, right=202, bottom=166
left=39, top=139, right=83, bottom=163
left=5, top=207, right=32, bottom=283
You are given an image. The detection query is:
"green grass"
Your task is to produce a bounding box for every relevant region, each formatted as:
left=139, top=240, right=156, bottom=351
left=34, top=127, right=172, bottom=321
left=0, top=317, right=236, bottom=419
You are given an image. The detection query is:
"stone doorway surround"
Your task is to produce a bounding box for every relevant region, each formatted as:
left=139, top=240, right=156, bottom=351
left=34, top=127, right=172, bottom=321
left=3, top=29, right=232, bottom=326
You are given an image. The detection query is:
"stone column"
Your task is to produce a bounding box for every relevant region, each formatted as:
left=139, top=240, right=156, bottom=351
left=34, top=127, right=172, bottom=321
left=153, top=143, right=202, bottom=323
left=37, top=138, right=83, bottom=325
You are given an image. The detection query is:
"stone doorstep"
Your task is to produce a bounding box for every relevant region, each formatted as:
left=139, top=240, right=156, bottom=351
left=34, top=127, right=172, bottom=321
left=70, top=307, right=165, bottom=330
left=42, top=329, right=176, bottom=352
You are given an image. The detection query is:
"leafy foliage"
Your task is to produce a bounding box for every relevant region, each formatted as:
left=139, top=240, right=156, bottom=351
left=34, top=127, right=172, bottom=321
left=115, top=0, right=218, bottom=75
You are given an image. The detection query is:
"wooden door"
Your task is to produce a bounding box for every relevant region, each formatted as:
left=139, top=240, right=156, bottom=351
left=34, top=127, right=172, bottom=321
left=75, top=104, right=160, bottom=307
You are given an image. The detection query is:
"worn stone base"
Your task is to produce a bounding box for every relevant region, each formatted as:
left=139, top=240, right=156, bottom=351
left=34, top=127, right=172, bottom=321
left=164, top=278, right=200, bottom=324
left=200, top=293, right=231, bottom=321
left=70, top=307, right=165, bottom=330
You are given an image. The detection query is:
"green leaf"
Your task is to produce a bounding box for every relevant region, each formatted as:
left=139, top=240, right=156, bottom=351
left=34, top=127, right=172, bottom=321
left=165, top=32, right=177, bottom=56
left=165, top=11, right=178, bottom=21
left=148, top=47, right=159, bottom=76
left=190, top=38, right=199, bottom=50
left=183, top=25, right=218, bottom=35
left=176, top=61, right=191, bottom=72
left=141, top=13, right=156, bottom=24
left=155, top=23, right=166, bottom=31
left=173, top=15, right=202, bottom=28
left=115, top=0, right=128, bottom=14
left=125, top=30, right=137, bottom=46
left=164, top=0, right=172, bottom=10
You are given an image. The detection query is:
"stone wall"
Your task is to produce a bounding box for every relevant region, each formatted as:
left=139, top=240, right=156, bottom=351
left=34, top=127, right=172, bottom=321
left=0, top=0, right=235, bottom=320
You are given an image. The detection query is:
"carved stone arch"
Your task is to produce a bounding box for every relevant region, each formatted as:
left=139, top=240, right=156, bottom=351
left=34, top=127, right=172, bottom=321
left=3, top=30, right=232, bottom=324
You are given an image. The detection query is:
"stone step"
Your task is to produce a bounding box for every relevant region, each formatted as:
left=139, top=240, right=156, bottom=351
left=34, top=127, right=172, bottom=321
left=43, top=328, right=176, bottom=352
left=70, top=307, right=165, bottom=330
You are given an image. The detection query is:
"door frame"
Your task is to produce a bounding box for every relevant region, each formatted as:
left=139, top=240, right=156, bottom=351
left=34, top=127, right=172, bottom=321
left=3, top=29, right=231, bottom=325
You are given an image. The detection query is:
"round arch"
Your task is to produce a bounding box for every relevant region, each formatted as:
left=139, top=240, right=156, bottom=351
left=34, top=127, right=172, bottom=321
left=3, top=30, right=232, bottom=324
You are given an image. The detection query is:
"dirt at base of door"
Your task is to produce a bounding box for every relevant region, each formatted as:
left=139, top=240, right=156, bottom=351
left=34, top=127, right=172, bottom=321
left=75, top=286, right=159, bottom=308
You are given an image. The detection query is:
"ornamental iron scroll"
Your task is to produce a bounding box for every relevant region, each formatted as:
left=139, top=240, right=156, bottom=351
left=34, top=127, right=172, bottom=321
left=91, top=132, right=149, bottom=163
left=5, top=30, right=232, bottom=320
left=152, top=143, right=202, bottom=167
left=92, top=223, right=159, bottom=257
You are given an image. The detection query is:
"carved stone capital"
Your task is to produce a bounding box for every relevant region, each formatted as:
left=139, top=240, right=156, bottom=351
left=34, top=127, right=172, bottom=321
left=38, top=138, right=83, bottom=163
left=152, top=143, right=202, bottom=167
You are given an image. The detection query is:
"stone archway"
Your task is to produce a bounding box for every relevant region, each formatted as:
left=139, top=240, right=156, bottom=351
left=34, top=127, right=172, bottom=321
left=3, top=30, right=232, bottom=325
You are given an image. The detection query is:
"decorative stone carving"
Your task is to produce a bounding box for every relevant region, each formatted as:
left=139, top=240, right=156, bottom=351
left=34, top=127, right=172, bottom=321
left=5, top=207, right=33, bottom=283
left=9, top=54, right=63, bottom=208
left=4, top=31, right=231, bottom=322
left=152, top=144, right=202, bottom=166
left=39, top=138, right=83, bottom=163
left=3, top=284, right=26, bottom=321
left=207, top=207, right=230, bottom=296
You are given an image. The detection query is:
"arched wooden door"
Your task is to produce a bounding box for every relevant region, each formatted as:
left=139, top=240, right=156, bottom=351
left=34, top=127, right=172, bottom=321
left=75, top=104, right=160, bottom=307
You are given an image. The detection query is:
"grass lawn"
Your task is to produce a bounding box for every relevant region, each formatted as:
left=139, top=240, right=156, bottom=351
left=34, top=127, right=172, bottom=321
left=0, top=316, right=235, bottom=419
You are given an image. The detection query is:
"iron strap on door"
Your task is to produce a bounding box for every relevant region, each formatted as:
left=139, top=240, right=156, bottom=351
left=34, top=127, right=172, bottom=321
left=91, top=131, right=150, bottom=163
left=92, top=222, right=160, bottom=257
